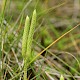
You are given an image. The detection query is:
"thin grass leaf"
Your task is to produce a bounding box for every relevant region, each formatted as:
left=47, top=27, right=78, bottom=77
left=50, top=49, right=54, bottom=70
left=28, top=22, right=80, bottom=66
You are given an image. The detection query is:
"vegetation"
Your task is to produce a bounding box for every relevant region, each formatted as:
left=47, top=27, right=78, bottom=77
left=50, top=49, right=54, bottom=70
left=0, top=0, right=80, bottom=80
left=22, top=10, right=36, bottom=80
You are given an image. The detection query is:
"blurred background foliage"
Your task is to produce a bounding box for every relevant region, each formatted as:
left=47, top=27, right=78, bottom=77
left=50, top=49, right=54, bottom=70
left=0, top=0, right=80, bottom=80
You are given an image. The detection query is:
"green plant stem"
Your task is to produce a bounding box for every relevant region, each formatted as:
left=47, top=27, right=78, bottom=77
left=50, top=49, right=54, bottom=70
left=22, top=10, right=36, bottom=80
left=22, top=16, right=30, bottom=80
left=22, top=16, right=30, bottom=59
left=26, top=10, right=36, bottom=80
left=24, top=60, right=28, bottom=80
left=27, top=10, right=36, bottom=60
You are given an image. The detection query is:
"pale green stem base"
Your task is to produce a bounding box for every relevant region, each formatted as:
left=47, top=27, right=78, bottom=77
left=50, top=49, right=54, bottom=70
left=24, top=60, right=28, bottom=80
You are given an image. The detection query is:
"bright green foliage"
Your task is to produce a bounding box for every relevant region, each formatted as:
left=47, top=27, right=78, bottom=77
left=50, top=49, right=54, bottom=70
left=27, top=10, right=36, bottom=61
left=22, top=16, right=30, bottom=60
left=22, top=10, right=36, bottom=80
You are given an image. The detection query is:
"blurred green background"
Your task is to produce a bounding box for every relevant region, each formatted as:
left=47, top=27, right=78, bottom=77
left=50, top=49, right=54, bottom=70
left=0, top=0, right=80, bottom=80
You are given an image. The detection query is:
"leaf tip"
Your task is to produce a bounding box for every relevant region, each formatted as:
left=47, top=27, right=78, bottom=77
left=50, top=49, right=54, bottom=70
left=33, top=9, right=36, bottom=15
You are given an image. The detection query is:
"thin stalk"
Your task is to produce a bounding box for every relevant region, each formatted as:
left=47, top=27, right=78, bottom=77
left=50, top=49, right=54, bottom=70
left=24, top=60, right=28, bottom=80
left=28, top=22, right=80, bottom=66
left=0, top=0, right=7, bottom=79
left=22, top=10, right=36, bottom=80
left=22, top=16, right=30, bottom=80
left=26, top=10, right=36, bottom=79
